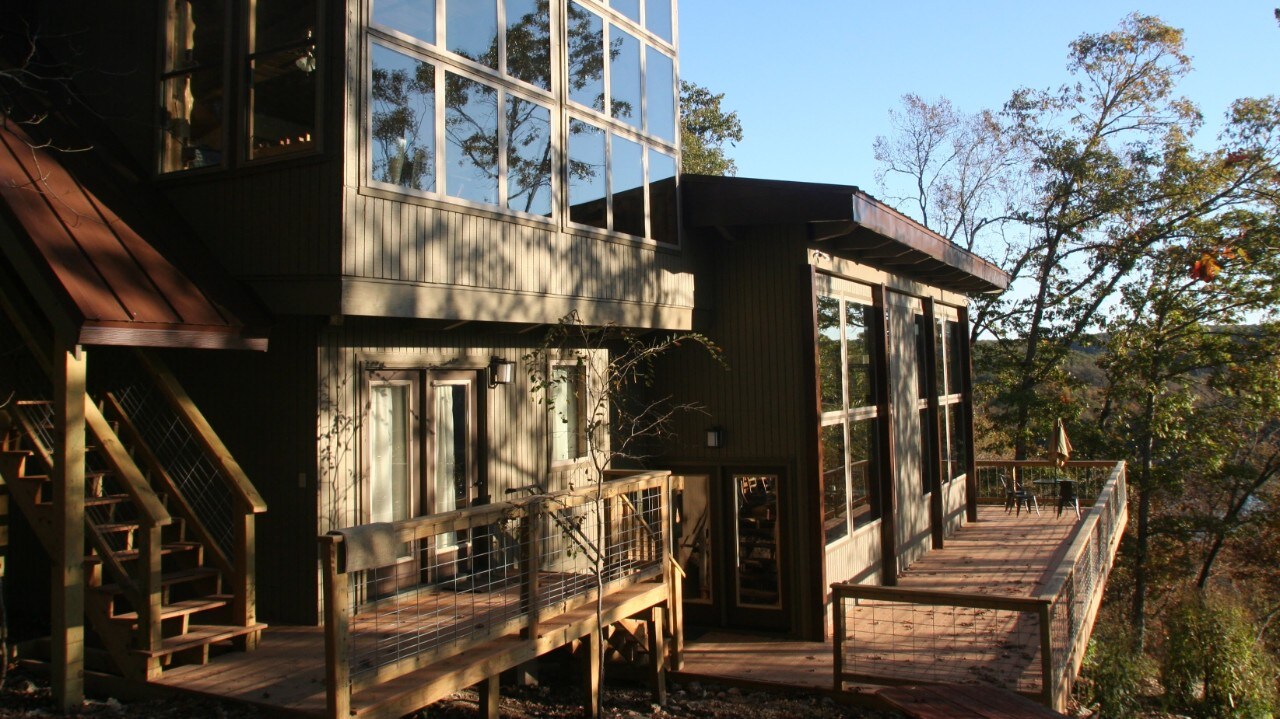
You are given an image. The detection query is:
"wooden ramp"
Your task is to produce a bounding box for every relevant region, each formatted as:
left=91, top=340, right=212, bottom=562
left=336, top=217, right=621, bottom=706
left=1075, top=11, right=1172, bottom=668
left=150, top=582, right=670, bottom=718
left=879, top=684, right=1068, bottom=719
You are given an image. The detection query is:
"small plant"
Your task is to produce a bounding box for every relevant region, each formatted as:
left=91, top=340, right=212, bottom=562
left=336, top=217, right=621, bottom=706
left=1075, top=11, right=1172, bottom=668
left=1161, top=591, right=1278, bottom=719
left=1082, top=618, right=1153, bottom=718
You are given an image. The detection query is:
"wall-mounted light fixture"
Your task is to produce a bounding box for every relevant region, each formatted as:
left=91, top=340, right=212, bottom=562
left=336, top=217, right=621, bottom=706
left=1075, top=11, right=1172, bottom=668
left=705, top=426, right=724, bottom=448
left=489, top=357, right=515, bottom=387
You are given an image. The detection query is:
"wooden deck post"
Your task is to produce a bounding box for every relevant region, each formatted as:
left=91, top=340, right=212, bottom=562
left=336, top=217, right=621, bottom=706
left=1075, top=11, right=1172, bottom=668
left=233, top=498, right=259, bottom=650
left=648, top=606, right=667, bottom=706
left=521, top=501, right=543, bottom=640
left=321, top=536, right=350, bottom=719
left=1039, top=601, right=1055, bottom=710
left=832, top=586, right=845, bottom=691
left=139, top=523, right=164, bottom=673
left=481, top=676, right=500, bottom=719
left=668, top=556, right=684, bottom=671
left=51, top=339, right=86, bottom=711
left=583, top=628, right=601, bottom=719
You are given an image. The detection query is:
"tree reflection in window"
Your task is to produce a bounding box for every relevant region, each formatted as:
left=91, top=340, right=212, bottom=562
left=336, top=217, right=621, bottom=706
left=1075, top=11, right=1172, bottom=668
left=567, top=2, right=606, bottom=111
left=506, top=0, right=551, bottom=90
left=371, top=44, right=436, bottom=191
left=445, top=72, right=499, bottom=204
left=507, top=98, right=552, bottom=216
left=446, top=0, right=499, bottom=70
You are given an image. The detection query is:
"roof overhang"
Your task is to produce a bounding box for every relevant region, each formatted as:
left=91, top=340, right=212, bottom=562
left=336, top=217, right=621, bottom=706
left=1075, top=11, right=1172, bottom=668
left=681, top=175, right=1010, bottom=295
left=0, top=121, right=270, bottom=350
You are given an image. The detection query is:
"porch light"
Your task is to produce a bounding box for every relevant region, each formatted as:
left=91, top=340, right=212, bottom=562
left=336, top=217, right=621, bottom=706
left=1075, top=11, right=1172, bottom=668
left=705, top=426, right=724, bottom=448
left=489, top=357, right=516, bottom=387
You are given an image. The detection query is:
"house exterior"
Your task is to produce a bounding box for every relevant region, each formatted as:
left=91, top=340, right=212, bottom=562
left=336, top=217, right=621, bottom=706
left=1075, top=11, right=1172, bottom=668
left=0, top=0, right=1012, bottom=705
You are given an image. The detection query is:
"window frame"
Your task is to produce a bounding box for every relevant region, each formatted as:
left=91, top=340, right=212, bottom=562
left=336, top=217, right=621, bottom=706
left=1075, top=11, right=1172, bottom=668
left=815, top=277, right=882, bottom=547
left=362, top=0, right=680, bottom=245
left=548, top=359, right=590, bottom=466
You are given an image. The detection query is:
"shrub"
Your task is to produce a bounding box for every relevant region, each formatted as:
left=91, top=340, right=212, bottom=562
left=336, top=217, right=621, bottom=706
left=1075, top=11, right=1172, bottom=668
left=1082, top=619, right=1153, bottom=718
left=1160, top=591, right=1277, bottom=719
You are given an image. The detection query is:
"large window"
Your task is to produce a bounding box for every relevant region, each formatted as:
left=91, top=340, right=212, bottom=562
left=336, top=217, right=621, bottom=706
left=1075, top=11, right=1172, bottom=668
left=935, top=314, right=968, bottom=483
left=816, top=283, right=881, bottom=545
left=550, top=363, right=589, bottom=463
left=366, top=0, right=678, bottom=242
left=160, top=0, right=320, bottom=173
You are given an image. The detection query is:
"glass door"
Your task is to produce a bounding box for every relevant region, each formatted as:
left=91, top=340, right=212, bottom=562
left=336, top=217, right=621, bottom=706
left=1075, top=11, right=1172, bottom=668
left=426, top=371, right=478, bottom=581
left=728, top=471, right=788, bottom=629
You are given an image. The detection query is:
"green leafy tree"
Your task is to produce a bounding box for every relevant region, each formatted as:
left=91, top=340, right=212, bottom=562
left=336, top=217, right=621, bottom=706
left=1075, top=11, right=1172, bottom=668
left=1100, top=229, right=1280, bottom=641
left=680, top=80, right=742, bottom=176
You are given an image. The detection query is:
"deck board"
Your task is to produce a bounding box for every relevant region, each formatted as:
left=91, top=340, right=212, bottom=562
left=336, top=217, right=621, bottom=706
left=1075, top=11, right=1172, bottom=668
left=677, top=506, right=1085, bottom=700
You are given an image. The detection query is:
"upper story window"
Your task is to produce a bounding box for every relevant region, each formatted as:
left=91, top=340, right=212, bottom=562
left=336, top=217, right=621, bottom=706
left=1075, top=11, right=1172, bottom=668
left=159, top=0, right=321, bottom=174
left=366, top=0, right=679, bottom=243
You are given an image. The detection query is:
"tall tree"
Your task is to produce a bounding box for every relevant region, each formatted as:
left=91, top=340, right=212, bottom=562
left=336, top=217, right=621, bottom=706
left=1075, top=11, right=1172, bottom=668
left=680, top=80, right=742, bottom=176
left=1100, top=201, right=1280, bottom=643
left=874, top=94, right=1022, bottom=254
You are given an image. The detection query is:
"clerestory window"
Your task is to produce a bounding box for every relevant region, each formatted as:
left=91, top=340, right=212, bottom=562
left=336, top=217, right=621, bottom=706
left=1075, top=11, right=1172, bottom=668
left=366, top=0, right=679, bottom=243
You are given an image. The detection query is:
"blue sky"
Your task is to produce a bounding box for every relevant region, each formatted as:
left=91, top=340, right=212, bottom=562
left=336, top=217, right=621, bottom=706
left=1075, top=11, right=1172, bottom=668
left=677, top=1, right=1278, bottom=197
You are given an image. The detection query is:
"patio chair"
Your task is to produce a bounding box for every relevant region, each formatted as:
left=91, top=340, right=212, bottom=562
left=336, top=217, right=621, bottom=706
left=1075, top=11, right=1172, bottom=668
left=1055, top=479, right=1081, bottom=518
left=1001, top=476, right=1039, bottom=516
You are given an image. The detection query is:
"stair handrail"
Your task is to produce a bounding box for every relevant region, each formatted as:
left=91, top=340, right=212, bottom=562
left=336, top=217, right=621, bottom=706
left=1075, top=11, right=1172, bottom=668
left=132, top=349, right=267, bottom=514
left=103, top=392, right=235, bottom=579
left=82, top=399, right=173, bottom=528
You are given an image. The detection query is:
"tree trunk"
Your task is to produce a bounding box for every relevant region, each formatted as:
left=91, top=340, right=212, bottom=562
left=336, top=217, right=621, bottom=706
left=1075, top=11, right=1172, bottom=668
left=1131, top=393, right=1156, bottom=648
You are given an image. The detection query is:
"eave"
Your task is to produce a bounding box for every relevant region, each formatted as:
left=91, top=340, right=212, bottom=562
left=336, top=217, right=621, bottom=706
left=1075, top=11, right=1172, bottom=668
left=681, top=175, right=1010, bottom=295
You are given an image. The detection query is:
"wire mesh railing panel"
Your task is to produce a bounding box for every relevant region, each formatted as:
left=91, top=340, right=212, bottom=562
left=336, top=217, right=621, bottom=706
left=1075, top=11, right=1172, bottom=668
left=347, top=513, right=527, bottom=683
left=837, top=596, right=1044, bottom=694
left=112, top=381, right=235, bottom=557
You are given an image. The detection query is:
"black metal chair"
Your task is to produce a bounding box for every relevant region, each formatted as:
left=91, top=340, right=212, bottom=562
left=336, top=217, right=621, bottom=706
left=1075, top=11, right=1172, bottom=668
left=1002, top=476, right=1039, bottom=516
left=1055, top=479, right=1080, bottom=518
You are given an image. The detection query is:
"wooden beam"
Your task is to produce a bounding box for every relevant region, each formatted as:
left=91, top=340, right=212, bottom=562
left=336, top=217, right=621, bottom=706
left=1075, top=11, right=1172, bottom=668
left=582, top=629, right=601, bottom=719
left=958, top=307, right=978, bottom=523
left=922, top=299, right=944, bottom=550
left=51, top=338, right=86, bottom=710
left=320, top=536, right=350, bottom=719
left=872, top=286, right=897, bottom=585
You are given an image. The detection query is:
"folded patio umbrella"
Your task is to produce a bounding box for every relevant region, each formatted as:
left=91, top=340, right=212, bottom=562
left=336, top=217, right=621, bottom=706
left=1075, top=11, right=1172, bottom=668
left=1050, top=417, right=1073, bottom=468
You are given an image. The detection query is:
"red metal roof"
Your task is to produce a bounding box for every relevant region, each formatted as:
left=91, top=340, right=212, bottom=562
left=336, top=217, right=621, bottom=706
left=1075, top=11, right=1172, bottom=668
left=0, top=122, right=268, bottom=350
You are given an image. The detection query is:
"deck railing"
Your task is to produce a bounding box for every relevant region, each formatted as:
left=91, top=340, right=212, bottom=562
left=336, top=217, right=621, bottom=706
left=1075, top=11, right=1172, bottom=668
left=319, top=470, right=674, bottom=719
left=832, top=461, right=1127, bottom=711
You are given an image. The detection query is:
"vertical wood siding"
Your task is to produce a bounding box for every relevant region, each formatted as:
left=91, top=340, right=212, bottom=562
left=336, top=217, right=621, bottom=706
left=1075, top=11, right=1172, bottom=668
left=316, top=320, right=559, bottom=539
left=343, top=190, right=696, bottom=312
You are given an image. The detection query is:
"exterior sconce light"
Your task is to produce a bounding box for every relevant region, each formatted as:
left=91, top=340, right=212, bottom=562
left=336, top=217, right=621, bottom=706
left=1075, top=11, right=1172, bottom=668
left=489, top=357, right=515, bottom=387
left=706, top=426, right=724, bottom=448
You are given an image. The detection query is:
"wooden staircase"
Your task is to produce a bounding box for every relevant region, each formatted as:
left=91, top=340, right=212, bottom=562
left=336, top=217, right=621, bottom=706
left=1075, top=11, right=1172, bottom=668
left=0, top=353, right=266, bottom=681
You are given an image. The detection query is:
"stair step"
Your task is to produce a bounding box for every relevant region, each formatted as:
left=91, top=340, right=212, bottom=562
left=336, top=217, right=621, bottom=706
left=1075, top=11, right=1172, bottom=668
left=96, top=522, right=140, bottom=535
left=86, top=494, right=132, bottom=508
left=111, top=596, right=233, bottom=624
left=85, top=541, right=203, bottom=565
left=96, top=567, right=220, bottom=597
left=135, top=623, right=267, bottom=660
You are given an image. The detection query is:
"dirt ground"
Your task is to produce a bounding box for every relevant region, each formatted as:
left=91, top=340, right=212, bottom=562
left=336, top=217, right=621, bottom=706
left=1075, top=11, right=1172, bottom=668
left=0, top=670, right=901, bottom=719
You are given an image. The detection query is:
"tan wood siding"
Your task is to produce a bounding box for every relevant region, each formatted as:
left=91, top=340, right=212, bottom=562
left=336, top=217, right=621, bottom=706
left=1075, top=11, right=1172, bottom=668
left=341, top=190, right=696, bottom=326
left=316, top=320, right=561, bottom=541
left=824, top=520, right=883, bottom=590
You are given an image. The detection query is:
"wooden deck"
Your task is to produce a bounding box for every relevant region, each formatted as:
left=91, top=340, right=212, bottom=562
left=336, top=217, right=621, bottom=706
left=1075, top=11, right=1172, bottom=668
left=676, top=505, right=1084, bottom=693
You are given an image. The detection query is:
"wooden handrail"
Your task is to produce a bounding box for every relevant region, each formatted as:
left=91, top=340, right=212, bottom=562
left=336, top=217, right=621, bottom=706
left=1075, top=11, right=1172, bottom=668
left=133, top=349, right=267, bottom=514
left=82, top=398, right=172, bottom=527
left=1035, top=462, right=1126, bottom=601
left=831, top=582, right=1049, bottom=613
left=104, top=393, right=235, bottom=578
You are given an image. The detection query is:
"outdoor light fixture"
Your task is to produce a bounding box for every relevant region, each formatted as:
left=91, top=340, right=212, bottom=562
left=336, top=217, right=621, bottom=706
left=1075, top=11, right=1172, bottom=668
left=705, top=427, right=724, bottom=448
left=489, top=357, right=515, bottom=387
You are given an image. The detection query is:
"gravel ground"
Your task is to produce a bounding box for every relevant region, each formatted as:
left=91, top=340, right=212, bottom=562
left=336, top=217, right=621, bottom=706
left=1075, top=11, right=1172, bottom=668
left=0, top=670, right=901, bottom=719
